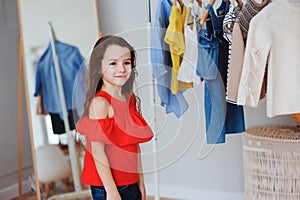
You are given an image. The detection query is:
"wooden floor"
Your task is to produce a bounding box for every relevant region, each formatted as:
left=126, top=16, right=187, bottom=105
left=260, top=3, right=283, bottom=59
left=13, top=192, right=176, bottom=200
left=11, top=192, right=37, bottom=200
left=11, top=177, right=177, bottom=200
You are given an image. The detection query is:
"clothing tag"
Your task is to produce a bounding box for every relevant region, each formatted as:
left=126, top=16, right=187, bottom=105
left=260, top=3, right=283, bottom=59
left=217, top=8, right=225, bottom=16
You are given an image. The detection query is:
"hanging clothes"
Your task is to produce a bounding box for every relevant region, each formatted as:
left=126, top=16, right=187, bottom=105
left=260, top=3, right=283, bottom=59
left=226, top=0, right=270, bottom=103
left=222, top=4, right=241, bottom=103
left=237, top=0, right=300, bottom=117
left=164, top=4, right=194, bottom=94
left=196, top=0, right=245, bottom=144
left=177, top=3, right=203, bottom=85
left=49, top=110, right=78, bottom=134
left=72, top=63, right=87, bottom=119
left=151, top=0, right=189, bottom=118
left=34, top=40, right=83, bottom=132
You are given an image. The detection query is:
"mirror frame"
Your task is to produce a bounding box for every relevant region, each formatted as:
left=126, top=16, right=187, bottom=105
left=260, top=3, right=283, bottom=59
left=16, top=0, right=101, bottom=199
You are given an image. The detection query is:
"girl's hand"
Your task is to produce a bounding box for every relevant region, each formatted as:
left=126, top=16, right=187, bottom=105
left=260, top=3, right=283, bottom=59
left=139, top=182, right=146, bottom=200
left=107, top=191, right=121, bottom=200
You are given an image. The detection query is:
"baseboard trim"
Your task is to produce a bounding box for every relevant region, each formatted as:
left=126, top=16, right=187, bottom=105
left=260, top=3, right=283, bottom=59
left=146, top=183, right=244, bottom=200
left=0, top=179, right=32, bottom=200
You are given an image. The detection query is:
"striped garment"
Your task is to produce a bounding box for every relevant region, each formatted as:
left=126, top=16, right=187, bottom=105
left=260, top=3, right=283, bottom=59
left=236, top=0, right=271, bottom=39
left=223, top=4, right=241, bottom=74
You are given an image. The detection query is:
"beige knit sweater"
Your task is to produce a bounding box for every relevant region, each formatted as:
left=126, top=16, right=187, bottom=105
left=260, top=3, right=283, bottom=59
left=237, top=0, right=300, bottom=117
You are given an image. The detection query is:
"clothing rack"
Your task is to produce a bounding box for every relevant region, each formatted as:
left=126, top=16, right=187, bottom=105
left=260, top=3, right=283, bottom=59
left=146, top=0, right=161, bottom=199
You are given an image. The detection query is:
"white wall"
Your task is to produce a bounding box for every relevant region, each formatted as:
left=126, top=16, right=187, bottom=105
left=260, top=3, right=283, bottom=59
left=97, top=0, right=296, bottom=199
left=0, top=0, right=33, bottom=191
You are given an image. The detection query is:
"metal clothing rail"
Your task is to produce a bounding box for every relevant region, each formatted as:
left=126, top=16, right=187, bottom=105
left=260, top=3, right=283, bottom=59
left=146, top=0, right=160, bottom=199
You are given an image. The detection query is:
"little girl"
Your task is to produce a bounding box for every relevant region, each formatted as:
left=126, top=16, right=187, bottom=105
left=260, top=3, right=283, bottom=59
left=76, top=35, right=153, bottom=200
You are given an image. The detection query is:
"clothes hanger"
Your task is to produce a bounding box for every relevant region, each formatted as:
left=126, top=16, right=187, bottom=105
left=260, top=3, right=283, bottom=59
left=196, top=0, right=203, bottom=8
left=178, top=0, right=185, bottom=8
left=200, top=0, right=228, bottom=25
left=237, top=0, right=243, bottom=9
left=231, top=0, right=243, bottom=9
left=185, top=0, right=204, bottom=26
left=226, top=0, right=243, bottom=29
left=200, top=0, right=216, bottom=25
left=185, top=0, right=194, bottom=26
left=174, top=0, right=185, bottom=8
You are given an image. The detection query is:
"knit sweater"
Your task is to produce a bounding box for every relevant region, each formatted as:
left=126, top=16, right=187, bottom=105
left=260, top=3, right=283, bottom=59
left=226, top=0, right=270, bottom=103
left=236, top=0, right=270, bottom=39
left=237, top=0, right=300, bottom=117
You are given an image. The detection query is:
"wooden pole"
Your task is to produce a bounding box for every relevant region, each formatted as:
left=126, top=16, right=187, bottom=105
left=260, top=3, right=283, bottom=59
left=16, top=1, right=41, bottom=199
left=93, top=0, right=102, bottom=37
left=18, top=35, right=23, bottom=199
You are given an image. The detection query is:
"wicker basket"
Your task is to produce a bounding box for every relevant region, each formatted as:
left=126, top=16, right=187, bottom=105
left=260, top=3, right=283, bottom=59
left=242, top=126, right=300, bottom=200
left=290, top=113, right=300, bottom=126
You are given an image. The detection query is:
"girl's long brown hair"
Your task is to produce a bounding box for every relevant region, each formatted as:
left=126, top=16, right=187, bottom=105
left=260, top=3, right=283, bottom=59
left=81, top=35, right=140, bottom=118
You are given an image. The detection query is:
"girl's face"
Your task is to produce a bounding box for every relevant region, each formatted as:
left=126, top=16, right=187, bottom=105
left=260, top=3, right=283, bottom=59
left=101, top=45, right=132, bottom=88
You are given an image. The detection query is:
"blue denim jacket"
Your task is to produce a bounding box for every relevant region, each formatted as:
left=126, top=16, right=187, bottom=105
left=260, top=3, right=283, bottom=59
left=34, top=40, right=83, bottom=118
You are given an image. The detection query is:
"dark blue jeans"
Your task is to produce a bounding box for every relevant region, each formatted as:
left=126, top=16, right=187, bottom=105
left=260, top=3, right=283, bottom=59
left=90, top=183, right=141, bottom=200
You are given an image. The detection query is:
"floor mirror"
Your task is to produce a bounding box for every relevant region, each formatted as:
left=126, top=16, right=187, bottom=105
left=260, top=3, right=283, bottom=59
left=17, top=0, right=101, bottom=199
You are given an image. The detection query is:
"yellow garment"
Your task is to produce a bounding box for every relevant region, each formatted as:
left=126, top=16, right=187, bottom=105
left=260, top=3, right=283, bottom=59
left=164, top=5, right=193, bottom=94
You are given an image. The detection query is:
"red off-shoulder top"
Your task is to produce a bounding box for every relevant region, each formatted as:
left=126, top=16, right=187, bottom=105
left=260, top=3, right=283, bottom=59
left=76, top=90, right=153, bottom=186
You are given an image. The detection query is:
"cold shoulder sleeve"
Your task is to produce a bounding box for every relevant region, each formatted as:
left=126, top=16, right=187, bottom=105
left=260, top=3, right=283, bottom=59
left=76, top=114, right=153, bottom=146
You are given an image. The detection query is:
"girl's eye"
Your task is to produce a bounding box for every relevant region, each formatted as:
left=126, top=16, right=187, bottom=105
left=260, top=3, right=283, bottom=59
left=125, top=61, right=131, bottom=65
left=109, top=62, right=117, bottom=66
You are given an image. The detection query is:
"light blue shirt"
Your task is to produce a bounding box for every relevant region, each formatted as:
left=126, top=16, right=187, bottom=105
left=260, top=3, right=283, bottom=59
left=72, top=64, right=87, bottom=118
left=150, top=0, right=189, bottom=118
left=34, top=40, right=83, bottom=118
